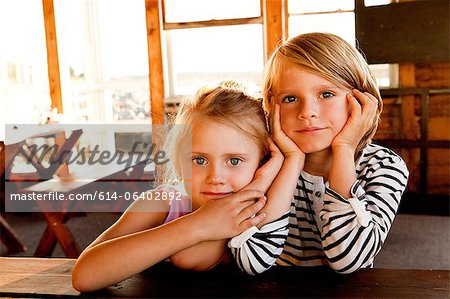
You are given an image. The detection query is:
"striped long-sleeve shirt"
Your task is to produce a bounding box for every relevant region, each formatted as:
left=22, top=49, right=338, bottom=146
left=229, top=143, right=409, bottom=275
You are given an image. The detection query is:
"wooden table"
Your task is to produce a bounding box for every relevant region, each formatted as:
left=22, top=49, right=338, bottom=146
left=0, top=257, right=449, bottom=298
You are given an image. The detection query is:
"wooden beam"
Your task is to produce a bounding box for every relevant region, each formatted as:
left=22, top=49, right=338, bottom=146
left=399, top=63, right=420, bottom=192
left=145, top=0, right=165, bottom=125
left=42, top=0, right=63, bottom=114
left=399, top=64, right=418, bottom=139
left=263, top=0, right=285, bottom=62
left=283, top=0, right=289, bottom=40
left=163, top=17, right=262, bottom=30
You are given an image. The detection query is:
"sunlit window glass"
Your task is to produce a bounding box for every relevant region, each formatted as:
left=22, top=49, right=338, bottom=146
left=0, top=0, right=51, bottom=140
left=288, top=0, right=354, bottom=14
left=369, top=64, right=399, bottom=88
left=164, top=0, right=260, bottom=23
left=288, top=12, right=356, bottom=46
left=54, top=0, right=150, bottom=123
left=287, top=0, right=397, bottom=88
left=165, top=24, right=264, bottom=97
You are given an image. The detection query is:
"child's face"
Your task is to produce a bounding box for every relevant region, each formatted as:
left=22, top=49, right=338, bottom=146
left=272, top=66, right=351, bottom=154
left=179, top=118, right=262, bottom=209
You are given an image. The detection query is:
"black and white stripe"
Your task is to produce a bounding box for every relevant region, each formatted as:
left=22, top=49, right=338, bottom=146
left=231, top=143, right=409, bottom=274
left=229, top=212, right=290, bottom=275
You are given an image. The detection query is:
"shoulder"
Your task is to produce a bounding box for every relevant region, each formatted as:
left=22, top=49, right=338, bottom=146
left=356, top=143, right=409, bottom=179
left=154, top=184, right=192, bottom=223
left=125, top=184, right=174, bottom=213
left=358, top=143, right=407, bottom=168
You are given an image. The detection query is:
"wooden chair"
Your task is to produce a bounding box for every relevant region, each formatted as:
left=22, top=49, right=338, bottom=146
left=0, top=141, right=27, bottom=253
left=4, top=129, right=83, bottom=257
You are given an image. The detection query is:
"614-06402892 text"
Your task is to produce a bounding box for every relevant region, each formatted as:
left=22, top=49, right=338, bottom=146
left=9, top=191, right=183, bottom=202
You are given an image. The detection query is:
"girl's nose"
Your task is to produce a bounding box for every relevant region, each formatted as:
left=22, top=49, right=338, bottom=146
left=206, top=164, right=226, bottom=185
left=297, top=99, right=318, bottom=119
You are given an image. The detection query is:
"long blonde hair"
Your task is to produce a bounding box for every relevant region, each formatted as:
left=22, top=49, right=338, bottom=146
left=163, top=81, right=269, bottom=183
left=264, top=32, right=383, bottom=159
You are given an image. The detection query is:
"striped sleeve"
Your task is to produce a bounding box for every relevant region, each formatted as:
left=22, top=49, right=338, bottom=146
left=228, top=212, right=290, bottom=275
left=319, top=149, right=409, bottom=273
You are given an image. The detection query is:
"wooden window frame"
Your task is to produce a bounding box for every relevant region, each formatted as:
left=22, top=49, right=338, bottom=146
left=42, top=0, right=63, bottom=114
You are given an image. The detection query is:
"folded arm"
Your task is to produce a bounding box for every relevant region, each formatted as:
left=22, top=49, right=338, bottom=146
left=72, top=189, right=267, bottom=292
left=321, top=149, right=409, bottom=273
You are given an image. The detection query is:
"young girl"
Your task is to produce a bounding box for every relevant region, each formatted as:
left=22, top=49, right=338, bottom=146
left=229, top=32, right=409, bottom=275
left=72, top=82, right=293, bottom=292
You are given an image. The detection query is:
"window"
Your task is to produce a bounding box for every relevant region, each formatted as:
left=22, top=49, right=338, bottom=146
left=53, top=0, right=150, bottom=123
left=0, top=0, right=51, bottom=140
left=288, top=0, right=355, bottom=45
left=287, top=0, right=398, bottom=88
left=165, top=25, right=264, bottom=97
left=164, top=0, right=261, bottom=22
left=163, top=0, right=264, bottom=100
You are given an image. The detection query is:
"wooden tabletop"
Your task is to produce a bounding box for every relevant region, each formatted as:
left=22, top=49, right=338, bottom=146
left=0, top=257, right=449, bottom=298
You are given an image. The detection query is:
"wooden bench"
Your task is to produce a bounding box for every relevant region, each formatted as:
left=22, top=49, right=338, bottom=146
left=0, top=257, right=449, bottom=298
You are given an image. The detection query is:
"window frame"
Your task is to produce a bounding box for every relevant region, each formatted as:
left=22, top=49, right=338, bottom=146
left=39, top=0, right=287, bottom=124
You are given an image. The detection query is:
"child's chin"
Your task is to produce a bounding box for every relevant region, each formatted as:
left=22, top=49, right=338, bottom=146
left=298, top=144, right=330, bottom=154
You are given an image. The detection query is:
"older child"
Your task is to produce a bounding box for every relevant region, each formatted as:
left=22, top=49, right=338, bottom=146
left=72, top=82, right=293, bottom=292
left=230, top=32, right=409, bottom=274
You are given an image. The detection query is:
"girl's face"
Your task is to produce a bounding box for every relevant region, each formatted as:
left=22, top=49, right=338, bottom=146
left=179, top=118, right=262, bottom=210
left=272, top=66, right=351, bottom=154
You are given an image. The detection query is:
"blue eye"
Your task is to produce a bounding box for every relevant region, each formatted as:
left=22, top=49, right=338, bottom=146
left=320, top=91, right=334, bottom=99
left=281, top=95, right=297, bottom=103
left=193, top=157, right=207, bottom=165
left=228, top=157, right=242, bottom=166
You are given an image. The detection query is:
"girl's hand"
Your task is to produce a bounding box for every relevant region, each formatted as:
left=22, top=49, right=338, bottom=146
left=191, top=189, right=267, bottom=241
left=271, top=103, right=305, bottom=160
left=245, top=138, right=284, bottom=193
left=332, top=89, right=379, bottom=151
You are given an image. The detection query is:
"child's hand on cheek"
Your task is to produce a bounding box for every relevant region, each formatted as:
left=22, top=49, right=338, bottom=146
left=332, top=89, right=378, bottom=151
left=245, top=138, right=283, bottom=193
left=272, top=103, right=305, bottom=160
left=191, top=190, right=267, bottom=241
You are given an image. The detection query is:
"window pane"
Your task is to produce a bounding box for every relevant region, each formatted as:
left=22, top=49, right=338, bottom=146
left=164, top=0, right=260, bottom=23
left=288, top=0, right=354, bottom=14
left=288, top=12, right=355, bottom=46
left=0, top=0, right=51, bottom=140
left=54, top=0, right=150, bottom=123
left=165, top=24, right=264, bottom=96
left=369, top=64, right=398, bottom=88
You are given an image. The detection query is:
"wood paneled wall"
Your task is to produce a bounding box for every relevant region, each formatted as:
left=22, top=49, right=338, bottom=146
left=375, top=63, right=450, bottom=195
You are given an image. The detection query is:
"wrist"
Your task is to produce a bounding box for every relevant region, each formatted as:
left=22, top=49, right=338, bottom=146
left=331, top=143, right=356, bottom=156
left=285, top=153, right=304, bottom=167
left=284, top=151, right=304, bottom=161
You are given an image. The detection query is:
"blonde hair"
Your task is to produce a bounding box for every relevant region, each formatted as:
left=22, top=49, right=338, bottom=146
left=163, top=81, right=269, bottom=183
left=263, top=32, right=383, bottom=159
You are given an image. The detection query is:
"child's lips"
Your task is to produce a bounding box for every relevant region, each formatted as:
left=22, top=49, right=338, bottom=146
left=296, top=127, right=325, bottom=134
